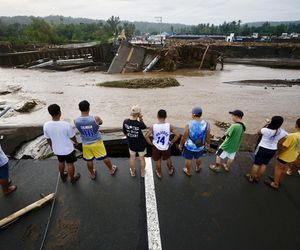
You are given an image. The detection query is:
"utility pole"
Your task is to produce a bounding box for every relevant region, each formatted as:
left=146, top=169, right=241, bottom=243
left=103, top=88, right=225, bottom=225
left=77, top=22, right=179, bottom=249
left=155, top=16, right=163, bottom=44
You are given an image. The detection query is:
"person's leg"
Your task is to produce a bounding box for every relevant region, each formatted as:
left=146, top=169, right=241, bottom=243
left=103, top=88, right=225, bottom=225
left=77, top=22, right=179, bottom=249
left=273, top=160, right=288, bottom=188
left=166, top=158, right=174, bottom=175
left=86, top=160, right=96, bottom=179
left=225, top=158, right=234, bottom=170
left=209, top=155, right=222, bottom=172
left=184, top=159, right=192, bottom=175
left=129, top=154, right=136, bottom=176
left=195, top=158, right=202, bottom=172
left=0, top=178, right=9, bottom=192
left=155, top=159, right=162, bottom=178
left=66, top=162, right=75, bottom=182
left=256, top=164, right=266, bottom=181
left=139, top=155, right=146, bottom=177
left=103, top=157, right=117, bottom=175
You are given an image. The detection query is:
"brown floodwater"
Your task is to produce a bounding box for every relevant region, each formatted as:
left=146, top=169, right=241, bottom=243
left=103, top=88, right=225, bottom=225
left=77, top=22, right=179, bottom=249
left=0, top=64, right=300, bottom=136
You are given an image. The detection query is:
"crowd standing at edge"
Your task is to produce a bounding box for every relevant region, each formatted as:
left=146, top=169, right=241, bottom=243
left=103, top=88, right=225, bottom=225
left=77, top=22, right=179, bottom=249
left=1, top=100, right=300, bottom=195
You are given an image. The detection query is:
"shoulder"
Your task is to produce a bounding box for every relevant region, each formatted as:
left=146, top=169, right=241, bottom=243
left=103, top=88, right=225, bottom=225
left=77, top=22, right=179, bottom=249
left=261, top=127, right=270, bottom=135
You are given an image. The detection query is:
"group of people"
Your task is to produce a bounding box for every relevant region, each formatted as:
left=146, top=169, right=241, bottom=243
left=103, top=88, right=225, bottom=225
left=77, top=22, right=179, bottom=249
left=1, top=100, right=300, bottom=195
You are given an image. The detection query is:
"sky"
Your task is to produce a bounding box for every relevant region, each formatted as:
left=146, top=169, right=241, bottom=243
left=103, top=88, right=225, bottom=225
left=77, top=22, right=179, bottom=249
left=0, top=0, right=299, bottom=25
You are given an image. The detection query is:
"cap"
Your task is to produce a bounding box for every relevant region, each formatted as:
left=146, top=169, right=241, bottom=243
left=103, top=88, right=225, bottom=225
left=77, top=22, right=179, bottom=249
left=192, top=107, right=202, bottom=116
left=229, top=110, right=244, bottom=118
left=130, top=105, right=141, bottom=116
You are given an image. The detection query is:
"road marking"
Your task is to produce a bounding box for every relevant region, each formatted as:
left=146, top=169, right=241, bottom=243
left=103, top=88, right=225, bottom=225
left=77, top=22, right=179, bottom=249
left=145, top=157, right=162, bottom=250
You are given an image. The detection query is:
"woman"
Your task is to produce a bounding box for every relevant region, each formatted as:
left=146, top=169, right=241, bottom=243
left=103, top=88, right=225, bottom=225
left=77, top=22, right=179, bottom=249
left=245, top=116, right=287, bottom=183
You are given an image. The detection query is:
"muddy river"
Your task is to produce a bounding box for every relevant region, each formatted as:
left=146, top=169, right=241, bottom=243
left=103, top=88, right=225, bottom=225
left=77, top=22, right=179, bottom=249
left=0, top=64, right=299, bottom=136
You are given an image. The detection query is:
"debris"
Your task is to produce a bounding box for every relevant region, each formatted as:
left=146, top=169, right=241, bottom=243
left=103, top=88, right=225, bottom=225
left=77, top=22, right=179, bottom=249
left=0, top=107, right=11, bottom=118
left=215, top=121, right=231, bottom=129
left=224, top=79, right=300, bottom=87
left=0, top=85, right=22, bottom=95
left=0, top=193, right=55, bottom=228
left=14, top=100, right=37, bottom=113
left=98, top=77, right=180, bottom=89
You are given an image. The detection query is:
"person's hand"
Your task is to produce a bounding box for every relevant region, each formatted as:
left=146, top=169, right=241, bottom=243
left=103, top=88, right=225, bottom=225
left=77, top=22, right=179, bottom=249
left=205, top=142, right=210, bottom=150
left=178, top=144, right=183, bottom=151
left=265, top=118, right=271, bottom=124
left=139, top=113, right=143, bottom=120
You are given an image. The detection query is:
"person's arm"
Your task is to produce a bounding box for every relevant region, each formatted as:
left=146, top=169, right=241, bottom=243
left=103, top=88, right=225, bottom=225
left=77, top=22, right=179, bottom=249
left=67, top=124, right=78, bottom=144
left=138, top=114, right=147, bottom=129
left=145, top=126, right=154, bottom=145
left=46, top=139, right=52, bottom=150
left=179, top=125, right=189, bottom=150
left=256, top=119, right=271, bottom=134
left=95, top=116, right=103, bottom=125
left=170, top=125, right=180, bottom=145
left=70, top=136, right=78, bottom=144
left=276, top=136, right=289, bottom=156
left=122, top=121, right=127, bottom=136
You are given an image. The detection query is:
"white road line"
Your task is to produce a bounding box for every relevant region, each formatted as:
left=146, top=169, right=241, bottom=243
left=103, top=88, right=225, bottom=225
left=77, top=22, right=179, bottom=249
left=145, top=157, right=162, bottom=250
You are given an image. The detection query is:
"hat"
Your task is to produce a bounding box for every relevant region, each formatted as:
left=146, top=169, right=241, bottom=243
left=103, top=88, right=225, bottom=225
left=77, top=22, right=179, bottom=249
left=229, top=110, right=244, bottom=118
left=130, top=105, right=141, bottom=116
left=192, top=107, right=202, bottom=116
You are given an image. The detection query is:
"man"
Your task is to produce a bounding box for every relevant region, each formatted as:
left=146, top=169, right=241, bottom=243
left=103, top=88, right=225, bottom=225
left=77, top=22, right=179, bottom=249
left=145, top=109, right=180, bottom=179
left=44, top=104, right=81, bottom=184
left=0, top=143, right=17, bottom=195
left=75, top=100, right=117, bottom=180
left=265, top=118, right=300, bottom=190
left=123, top=105, right=147, bottom=177
left=210, top=110, right=245, bottom=173
left=179, top=107, right=211, bottom=176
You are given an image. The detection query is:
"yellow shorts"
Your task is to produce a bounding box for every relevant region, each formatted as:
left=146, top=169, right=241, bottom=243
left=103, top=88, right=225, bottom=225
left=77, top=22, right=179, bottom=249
left=82, top=140, right=107, bottom=161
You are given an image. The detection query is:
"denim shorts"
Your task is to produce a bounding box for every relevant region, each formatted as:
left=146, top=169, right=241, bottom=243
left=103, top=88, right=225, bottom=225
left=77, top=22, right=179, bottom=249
left=0, top=162, right=9, bottom=180
left=182, top=147, right=204, bottom=160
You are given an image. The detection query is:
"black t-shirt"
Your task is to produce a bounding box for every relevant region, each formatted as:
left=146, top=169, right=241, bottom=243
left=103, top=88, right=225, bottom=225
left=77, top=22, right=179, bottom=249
left=123, top=119, right=147, bottom=152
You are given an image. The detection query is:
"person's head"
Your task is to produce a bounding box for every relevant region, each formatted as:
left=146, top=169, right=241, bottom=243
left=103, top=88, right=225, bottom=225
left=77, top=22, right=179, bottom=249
left=157, top=109, right=167, bottom=121
left=229, top=110, right=244, bottom=122
left=267, top=116, right=284, bottom=130
left=192, top=107, right=202, bottom=119
left=296, top=118, right=300, bottom=131
left=130, top=105, right=141, bottom=118
left=48, top=104, right=61, bottom=119
left=79, top=100, right=90, bottom=113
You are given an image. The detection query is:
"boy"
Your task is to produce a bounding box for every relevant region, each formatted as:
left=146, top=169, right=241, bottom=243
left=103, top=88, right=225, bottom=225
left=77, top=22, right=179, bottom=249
left=179, top=107, right=211, bottom=176
left=145, top=109, right=180, bottom=179
left=74, top=100, right=117, bottom=180
left=209, top=110, right=246, bottom=173
left=123, top=105, right=147, bottom=177
left=44, top=104, right=81, bottom=184
left=265, top=118, right=300, bottom=190
left=0, top=143, right=17, bottom=195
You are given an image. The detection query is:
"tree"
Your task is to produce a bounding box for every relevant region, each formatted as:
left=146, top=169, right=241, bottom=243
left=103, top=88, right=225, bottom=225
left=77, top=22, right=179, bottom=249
left=106, top=16, right=120, bottom=36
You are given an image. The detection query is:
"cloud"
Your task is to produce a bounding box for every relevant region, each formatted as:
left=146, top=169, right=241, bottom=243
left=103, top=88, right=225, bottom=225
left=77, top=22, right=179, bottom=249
left=0, top=0, right=299, bottom=24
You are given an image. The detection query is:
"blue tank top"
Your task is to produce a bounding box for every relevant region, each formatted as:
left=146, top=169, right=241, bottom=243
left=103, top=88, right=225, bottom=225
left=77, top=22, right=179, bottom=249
left=75, top=116, right=101, bottom=145
left=185, top=120, right=208, bottom=152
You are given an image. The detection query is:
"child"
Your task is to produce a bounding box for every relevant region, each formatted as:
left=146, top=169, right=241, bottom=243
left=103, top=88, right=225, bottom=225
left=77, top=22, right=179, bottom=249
left=74, top=100, right=117, bottom=180
left=245, top=116, right=287, bottom=183
left=179, top=107, right=211, bottom=176
left=145, top=109, right=180, bottom=179
left=123, top=105, right=147, bottom=177
left=265, top=118, right=300, bottom=190
left=0, top=143, right=17, bottom=195
left=210, top=110, right=246, bottom=173
left=44, top=104, right=81, bottom=184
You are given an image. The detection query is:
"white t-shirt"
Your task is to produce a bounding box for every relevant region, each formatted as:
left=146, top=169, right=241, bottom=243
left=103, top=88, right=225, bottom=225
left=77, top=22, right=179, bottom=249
left=258, top=128, right=288, bottom=150
left=0, top=146, right=9, bottom=167
left=43, top=120, right=75, bottom=156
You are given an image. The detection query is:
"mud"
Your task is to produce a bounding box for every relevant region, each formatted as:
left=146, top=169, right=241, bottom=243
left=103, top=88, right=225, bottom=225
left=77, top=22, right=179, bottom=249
left=98, top=77, right=180, bottom=89
left=224, top=78, right=300, bottom=87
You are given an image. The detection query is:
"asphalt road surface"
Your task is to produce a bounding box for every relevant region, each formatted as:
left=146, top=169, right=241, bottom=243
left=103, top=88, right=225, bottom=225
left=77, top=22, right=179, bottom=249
left=1, top=153, right=300, bottom=250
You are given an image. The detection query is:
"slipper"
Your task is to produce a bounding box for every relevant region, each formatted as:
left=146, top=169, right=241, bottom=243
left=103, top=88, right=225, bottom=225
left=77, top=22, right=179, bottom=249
left=156, top=170, right=162, bottom=179
left=130, top=168, right=136, bottom=177
left=168, top=167, right=175, bottom=176
left=182, top=168, right=191, bottom=177
left=110, top=165, right=118, bottom=176
left=195, top=166, right=201, bottom=173
left=223, top=164, right=229, bottom=172
left=60, top=172, right=68, bottom=182
left=264, top=179, right=279, bottom=190
left=209, top=164, right=221, bottom=173
left=71, top=173, right=81, bottom=184
left=286, top=169, right=293, bottom=176
left=268, top=176, right=281, bottom=186
left=90, top=169, right=97, bottom=180
left=4, top=185, right=17, bottom=195
left=245, top=174, right=254, bottom=183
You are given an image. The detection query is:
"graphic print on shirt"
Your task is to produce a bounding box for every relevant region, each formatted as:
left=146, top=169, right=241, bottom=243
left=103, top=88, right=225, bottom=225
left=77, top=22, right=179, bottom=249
left=153, top=123, right=171, bottom=151
left=124, top=124, right=140, bottom=138
left=80, top=125, right=96, bottom=137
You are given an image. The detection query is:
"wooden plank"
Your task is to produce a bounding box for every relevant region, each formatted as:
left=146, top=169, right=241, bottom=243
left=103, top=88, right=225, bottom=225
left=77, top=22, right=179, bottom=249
left=0, top=193, right=55, bottom=228
left=199, top=45, right=210, bottom=70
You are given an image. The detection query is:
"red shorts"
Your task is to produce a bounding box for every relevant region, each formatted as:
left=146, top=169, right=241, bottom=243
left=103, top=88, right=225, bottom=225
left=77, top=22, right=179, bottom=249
left=152, top=146, right=171, bottom=161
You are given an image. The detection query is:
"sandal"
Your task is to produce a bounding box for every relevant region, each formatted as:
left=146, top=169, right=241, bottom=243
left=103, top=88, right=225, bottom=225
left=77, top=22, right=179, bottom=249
left=168, top=167, right=175, bottom=176
left=4, top=185, right=17, bottom=195
left=223, top=164, right=229, bottom=172
left=268, top=176, right=280, bottom=186
left=71, top=173, right=81, bottom=184
left=60, top=172, right=68, bottom=182
left=286, top=168, right=293, bottom=176
left=195, top=166, right=201, bottom=173
left=110, top=165, right=118, bottom=176
left=156, top=170, right=162, bottom=179
left=245, top=174, right=254, bottom=183
left=209, top=164, right=221, bottom=173
left=130, top=168, right=136, bottom=177
left=183, top=168, right=191, bottom=177
left=90, top=169, right=97, bottom=180
left=264, top=179, right=279, bottom=190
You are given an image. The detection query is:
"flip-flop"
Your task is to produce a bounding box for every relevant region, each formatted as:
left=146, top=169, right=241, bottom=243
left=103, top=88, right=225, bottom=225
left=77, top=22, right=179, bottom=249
left=168, top=167, right=175, bottom=176
left=182, top=168, right=191, bottom=177
left=90, top=169, right=97, bottom=180
left=155, top=170, right=162, bottom=179
left=245, top=173, right=254, bottom=183
left=195, top=166, right=202, bottom=173
left=110, top=165, right=118, bottom=176
left=130, top=168, right=136, bottom=177
left=4, top=185, right=17, bottom=195
left=264, top=179, right=279, bottom=190
left=209, top=164, right=221, bottom=173
left=268, top=176, right=281, bottom=186
left=223, top=164, right=229, bottom=172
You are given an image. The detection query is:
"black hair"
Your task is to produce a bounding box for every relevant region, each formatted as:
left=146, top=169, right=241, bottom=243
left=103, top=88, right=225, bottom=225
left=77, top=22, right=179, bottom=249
left=157, top=109, right=167, bottom=119
left=296, top=118, right=300, bottom=128
left=79, top=100, right=90, bottom=112
left=48, top=104, right=60, bottom=116
left=267, top=116, right=284, bottom=130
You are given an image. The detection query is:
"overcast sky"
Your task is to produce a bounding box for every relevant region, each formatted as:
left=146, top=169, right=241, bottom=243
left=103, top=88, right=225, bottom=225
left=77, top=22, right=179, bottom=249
left=0, top=0, right=299, bottom=25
